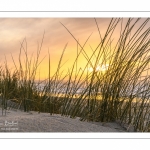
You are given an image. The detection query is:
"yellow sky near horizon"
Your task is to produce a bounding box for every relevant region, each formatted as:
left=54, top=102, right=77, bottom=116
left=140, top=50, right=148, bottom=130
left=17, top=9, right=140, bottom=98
left=0, top=18, right=149, bottom=80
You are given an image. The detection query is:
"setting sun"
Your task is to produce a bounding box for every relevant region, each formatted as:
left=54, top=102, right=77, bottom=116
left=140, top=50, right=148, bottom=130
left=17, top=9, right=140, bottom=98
left=88, top=64, right=109, bottom=72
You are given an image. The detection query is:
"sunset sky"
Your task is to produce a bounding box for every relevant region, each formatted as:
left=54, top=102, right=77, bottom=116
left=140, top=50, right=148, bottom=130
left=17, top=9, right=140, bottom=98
left=0, top=18, right=149, bottom=79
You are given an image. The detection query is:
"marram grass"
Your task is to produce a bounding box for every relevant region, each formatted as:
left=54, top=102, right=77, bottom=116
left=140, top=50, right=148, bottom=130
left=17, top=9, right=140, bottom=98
left=0, top=18, right=150, bottom=132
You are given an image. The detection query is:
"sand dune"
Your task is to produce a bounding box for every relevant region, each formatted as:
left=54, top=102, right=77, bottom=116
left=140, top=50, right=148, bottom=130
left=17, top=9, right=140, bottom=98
left=0, top=108, right=129, bottom=132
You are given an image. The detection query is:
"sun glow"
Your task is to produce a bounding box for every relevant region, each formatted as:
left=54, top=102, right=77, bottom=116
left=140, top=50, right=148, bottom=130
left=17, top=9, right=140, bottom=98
left=88, top=64, right=109, bottom=72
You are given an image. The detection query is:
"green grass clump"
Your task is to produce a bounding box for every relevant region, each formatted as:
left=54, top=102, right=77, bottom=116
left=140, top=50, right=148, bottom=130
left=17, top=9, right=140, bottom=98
left=0, top=18, right=150, bottom=132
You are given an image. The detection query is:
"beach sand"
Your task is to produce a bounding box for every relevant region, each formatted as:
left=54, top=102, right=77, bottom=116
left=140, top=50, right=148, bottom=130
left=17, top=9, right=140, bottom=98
left=0, top=108, right=128, bottom=132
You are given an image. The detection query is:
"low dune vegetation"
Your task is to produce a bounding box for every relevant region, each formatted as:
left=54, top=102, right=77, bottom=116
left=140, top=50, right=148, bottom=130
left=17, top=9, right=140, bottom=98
left=0, top=18, right=150, bottom=132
